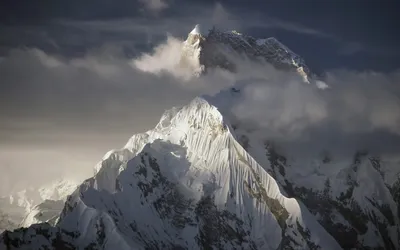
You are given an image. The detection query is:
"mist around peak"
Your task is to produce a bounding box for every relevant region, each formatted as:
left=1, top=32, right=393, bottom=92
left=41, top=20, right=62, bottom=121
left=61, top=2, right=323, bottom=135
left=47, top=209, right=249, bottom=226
left=133, top=32, right=400, bottom=160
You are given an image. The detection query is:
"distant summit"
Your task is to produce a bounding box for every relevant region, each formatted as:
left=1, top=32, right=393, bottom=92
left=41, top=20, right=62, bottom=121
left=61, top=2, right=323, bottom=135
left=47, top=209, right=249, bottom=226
left=180, top=24, right=312, bottom=83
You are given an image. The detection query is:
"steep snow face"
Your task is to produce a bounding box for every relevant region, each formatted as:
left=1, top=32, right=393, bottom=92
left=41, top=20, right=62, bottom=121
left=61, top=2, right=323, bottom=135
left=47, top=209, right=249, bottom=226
left=1, top=98, right=342, bottom=250
left=180, top=26, right=312, bottom=83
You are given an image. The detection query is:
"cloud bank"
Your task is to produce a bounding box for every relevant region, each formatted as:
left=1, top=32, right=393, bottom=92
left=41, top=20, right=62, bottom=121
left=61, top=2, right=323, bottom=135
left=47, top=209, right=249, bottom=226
left=1, top=26, right=400, bottom=194
left=132, top=35, right=400, bottom=159
left=228, top=68, right=400, bottom=137
left=224, top=67, right=400, bottom=158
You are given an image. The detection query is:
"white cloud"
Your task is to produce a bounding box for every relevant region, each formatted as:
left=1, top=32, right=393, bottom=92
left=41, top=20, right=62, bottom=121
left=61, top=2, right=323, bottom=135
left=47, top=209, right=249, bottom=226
left=232, top=80, right=328, bottom=138
left=264, top=18, right=335, bottom=39
left=131, top=35, right=400, bottom=143
left=132, top=36, right=191, bottom=78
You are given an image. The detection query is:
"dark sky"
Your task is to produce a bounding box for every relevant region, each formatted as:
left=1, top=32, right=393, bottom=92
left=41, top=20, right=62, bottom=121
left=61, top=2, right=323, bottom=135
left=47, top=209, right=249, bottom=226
left=0, top=0, right=399, bottom=193
left=0, top=0, right=399, bottom=71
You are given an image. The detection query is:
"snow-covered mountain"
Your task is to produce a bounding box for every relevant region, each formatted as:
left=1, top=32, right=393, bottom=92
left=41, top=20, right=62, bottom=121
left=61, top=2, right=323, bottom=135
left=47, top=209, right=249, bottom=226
left=1, top=26, right=399, bottom=250
left=0, top=179, right=78, bottom=232
left=19, top=200, right=65, bottom=228
left=0, top=98, right=343, bottom=250
left=180, top=24, right=312, bottom=83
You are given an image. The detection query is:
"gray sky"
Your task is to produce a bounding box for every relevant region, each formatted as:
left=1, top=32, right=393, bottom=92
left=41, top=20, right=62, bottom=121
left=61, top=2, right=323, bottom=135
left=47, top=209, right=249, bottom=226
left=0, top=0, right=399, bottom=194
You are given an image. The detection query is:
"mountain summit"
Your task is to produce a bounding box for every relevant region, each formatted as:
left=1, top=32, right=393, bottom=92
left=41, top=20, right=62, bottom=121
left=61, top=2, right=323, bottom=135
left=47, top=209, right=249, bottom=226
left=190, top=24, right=204, bottom=36
left=180, top=24, right=312, bottom=83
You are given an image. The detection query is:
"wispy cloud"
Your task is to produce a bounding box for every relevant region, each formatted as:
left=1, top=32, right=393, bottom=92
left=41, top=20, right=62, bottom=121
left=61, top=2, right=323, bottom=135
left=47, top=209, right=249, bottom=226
left=245, top=15, right=399, bottom=58
left=259, top=18, right=336, bottom=39
left=337, top=41, right=400, bottom=57
left=138, top=0, right=169, bottom=13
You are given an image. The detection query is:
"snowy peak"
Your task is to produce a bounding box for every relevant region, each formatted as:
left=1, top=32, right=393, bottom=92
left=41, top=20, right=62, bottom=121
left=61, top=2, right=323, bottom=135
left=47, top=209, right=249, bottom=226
left=181, top=25, right=312, bottom=83
left=0, top=97, right=342, bottom=250
left=189, top=24, right=203, bottom=35
left=61, top=97, right=340, bottom=249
